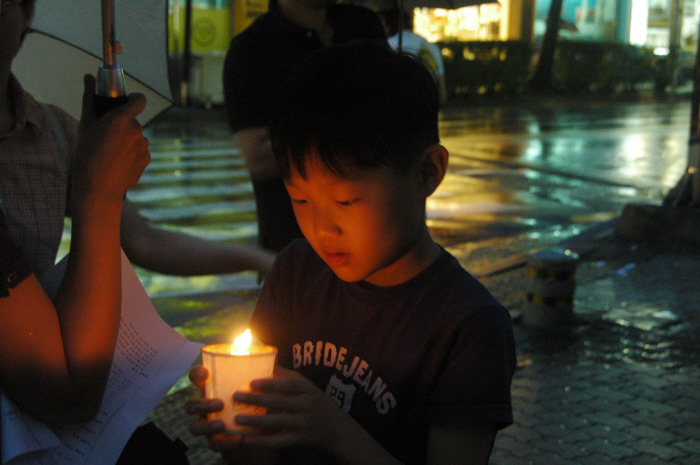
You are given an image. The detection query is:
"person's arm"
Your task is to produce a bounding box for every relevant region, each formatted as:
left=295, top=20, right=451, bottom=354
left=233, top=127, right=280, bottom=181
left=120, top=199, right=275, bottom=276
left=0, top=76, right=149, bottom=424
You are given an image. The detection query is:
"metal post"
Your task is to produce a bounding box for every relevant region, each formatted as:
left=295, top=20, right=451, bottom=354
left=181, top=0, right=193, bottom=106
left=688, top=11, right=700, bottom=204
left=666, top=12, right=700, bottom=206
left=101, top=0, right=116, bottom=67
left=668, top=0, right=682, bottom=91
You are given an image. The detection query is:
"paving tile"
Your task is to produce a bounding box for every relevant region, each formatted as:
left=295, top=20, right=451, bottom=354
left=625, top=398, right=680, bottom=416
left=620, top=452, right=669, bottom=464
left=584, top=411, right=637, bottom=430
left=624, top=424, right=684, bottom=445
left=632, top=439, right=691, bottom=461
left=673, top=439, right=700, bottom=456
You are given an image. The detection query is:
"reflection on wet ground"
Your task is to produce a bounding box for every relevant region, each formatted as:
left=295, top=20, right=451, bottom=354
left=515, top=317, right=699, bottom=367
left=434, top=99, right=689, bottom=249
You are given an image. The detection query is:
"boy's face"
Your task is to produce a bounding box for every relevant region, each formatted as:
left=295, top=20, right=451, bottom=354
left=285, top=153, right=433, bottom=287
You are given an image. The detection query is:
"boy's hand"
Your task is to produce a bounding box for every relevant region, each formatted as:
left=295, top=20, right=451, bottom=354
left=185, top=366, right=227, bottom=438
left=185, top=366, right=399, bottom=464
left=184, top=366, right=347, bottom=453
left=219, top=367, right=347, bottom=451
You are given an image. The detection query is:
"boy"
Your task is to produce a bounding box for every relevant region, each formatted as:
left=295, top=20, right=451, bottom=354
left=186, top=42, right=515, bottom=465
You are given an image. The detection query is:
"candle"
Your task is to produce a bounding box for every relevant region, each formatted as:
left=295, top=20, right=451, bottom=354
left=201, top=329, right=277, bottom=434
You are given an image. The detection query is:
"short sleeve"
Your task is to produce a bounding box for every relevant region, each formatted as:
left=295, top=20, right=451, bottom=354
left=427, top=304, right=515, bottom=429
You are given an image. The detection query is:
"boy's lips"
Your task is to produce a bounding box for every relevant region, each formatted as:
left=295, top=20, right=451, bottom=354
left=323, top=249, right=349, bottom=267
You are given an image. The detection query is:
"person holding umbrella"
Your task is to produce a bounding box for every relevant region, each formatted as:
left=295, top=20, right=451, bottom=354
left=1, top=0, right=273, bottom=427
left=1, top=0, right=151, bottom=426
left=2, top=2, right=270, bottom=462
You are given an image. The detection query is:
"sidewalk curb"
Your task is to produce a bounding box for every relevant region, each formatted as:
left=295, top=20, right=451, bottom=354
left=474, top=219, right=618, bottom=279
left=616, top=203, right=700, bottom=246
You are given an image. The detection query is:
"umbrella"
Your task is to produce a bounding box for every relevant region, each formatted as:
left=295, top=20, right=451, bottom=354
left=12, top=0, right=172, bottom=124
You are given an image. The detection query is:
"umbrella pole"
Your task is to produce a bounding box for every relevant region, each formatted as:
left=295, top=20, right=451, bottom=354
left=102, top=0, right=117, bottom=67
left=95, top=0, right=128, bottom=116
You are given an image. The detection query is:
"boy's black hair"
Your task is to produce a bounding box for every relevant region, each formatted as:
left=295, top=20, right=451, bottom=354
left=270, top=41, right=440, bottom=180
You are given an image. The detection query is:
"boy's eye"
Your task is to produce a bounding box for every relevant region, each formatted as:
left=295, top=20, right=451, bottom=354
left=336, top=199, right=358, bottom=207
left=291, top=198, right=308, bottom=205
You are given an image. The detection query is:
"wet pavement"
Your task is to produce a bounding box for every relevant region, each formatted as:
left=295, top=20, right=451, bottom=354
left=484, top=230, right=700, bottom=464
left=91, top=95, right=699, bottom=463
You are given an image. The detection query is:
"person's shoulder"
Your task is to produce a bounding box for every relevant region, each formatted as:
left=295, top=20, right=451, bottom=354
left=232, top=9, right=287, bottom=40
left=229, top=21, right=260, bottom=47
left=430, top=249, right=506, bottom=310
left=226, top=11, right=284, bottom=59
left=402, top=30, right=428, bottom=48
left=228, top=11, right=274, bottom=46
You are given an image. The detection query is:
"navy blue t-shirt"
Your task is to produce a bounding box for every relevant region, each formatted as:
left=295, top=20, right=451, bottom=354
left=252, top=239, right=515, bottom=464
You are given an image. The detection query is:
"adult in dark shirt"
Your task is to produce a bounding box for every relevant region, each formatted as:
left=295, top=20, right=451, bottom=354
left=223, top=0, right=386, bottom=252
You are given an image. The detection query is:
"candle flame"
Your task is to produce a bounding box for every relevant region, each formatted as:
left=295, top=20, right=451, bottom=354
left=231, top=329, right=253, bottom=355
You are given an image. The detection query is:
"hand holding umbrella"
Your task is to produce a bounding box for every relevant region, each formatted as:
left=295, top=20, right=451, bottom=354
left=72, top=74, right=150, bottom=212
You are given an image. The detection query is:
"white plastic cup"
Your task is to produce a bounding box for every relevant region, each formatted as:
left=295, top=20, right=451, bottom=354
left=201, top=343, right=278, bottom=434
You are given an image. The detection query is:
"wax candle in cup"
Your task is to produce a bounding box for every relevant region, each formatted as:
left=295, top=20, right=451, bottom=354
left=201, top=329, right=278, bottom=434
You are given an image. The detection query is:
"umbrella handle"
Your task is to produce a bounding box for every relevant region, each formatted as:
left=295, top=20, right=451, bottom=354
left=95, top=64, right=128, bottom=118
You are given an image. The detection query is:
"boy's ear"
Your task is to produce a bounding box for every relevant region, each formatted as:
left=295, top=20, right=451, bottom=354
left=419, top=144, right=448, bottom=197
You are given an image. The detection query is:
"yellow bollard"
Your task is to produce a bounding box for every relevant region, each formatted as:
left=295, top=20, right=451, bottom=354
left=523, top=249, right=579, bottom=330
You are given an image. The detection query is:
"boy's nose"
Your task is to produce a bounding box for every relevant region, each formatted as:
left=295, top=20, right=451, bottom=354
left=312, top=208, right=341, bottom=238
